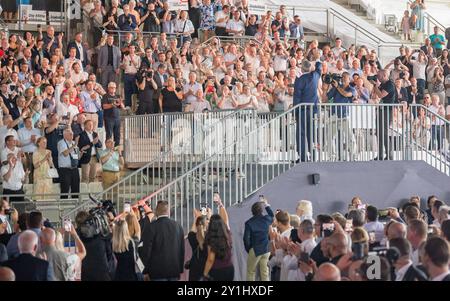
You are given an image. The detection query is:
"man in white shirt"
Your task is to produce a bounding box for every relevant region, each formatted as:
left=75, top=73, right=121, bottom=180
left=0, top=114, right=20, bottom=150
left=183, top=72, right=203, bottom=108
left=406, top=219, right=427, bottom=266
left=422, top=237, right=450, bottom=281
left=273, top=44, right=289, bottom=73
left=80, top=80, right=101, bottom=130
left=1, top=135, right=22, bottom=163
left=18, top=117, right=41, bottom=183
left=215, top=5, right=230, bottom=36
left=390, top=237, right=427, bottom=281
left=56, top=93, right=79, bottom=126
left=174, top=11, right=195, bottom=44
left=363, top=205, right=385, bottom=243
left=1, top=153, right=26, bottom=203
left=226, top=10, right=245, bottom=36
left=57, top=129, right=80, bottom=199
left=63, top=47, right=84, bottom=75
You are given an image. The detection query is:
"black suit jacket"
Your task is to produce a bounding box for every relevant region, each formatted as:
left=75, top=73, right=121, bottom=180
left=78, top=131, right=102, bottom=165
left=67, top=41, right=89, bottom=68
left=153, top=72, right=167, bottom=100
left=141, top=216, right=185, bottom=279
left=401, top=265, right=428, bottom=281
left=1, top=253, right=51, bottom=281
left=395, top=87, right=409, bottom=104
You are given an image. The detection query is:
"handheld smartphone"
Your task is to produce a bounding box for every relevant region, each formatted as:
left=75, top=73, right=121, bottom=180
left=64, top=219, right=72, bottom=232
left=369, top=231, right=376, bottom=243
left=357, top=204, right=367, bottom=210
left=200, top=202, right=207, bottom=216
left=124, top=202, right=131, bottom=213
left=345, top=219, right=353, bottom=232
left=259, top=195, right=265, bottom=202
left=351, top=242, right=365, bottom=260
left=322, top=223, right=335, bottom=237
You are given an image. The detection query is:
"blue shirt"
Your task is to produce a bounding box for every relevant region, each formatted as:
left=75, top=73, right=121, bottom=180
left=243, top=205, right=274, bottom=257
left=294, top=61, right=322, bottom=107
left=429, top=34, right=445, bottom=50
left=327, top=85, right=356, bottom=118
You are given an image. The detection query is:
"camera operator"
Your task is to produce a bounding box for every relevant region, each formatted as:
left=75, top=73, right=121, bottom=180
left=327, top=72, right=356, bottom=161
left=371, top=69, right=397, bottom=160
left=136, top=67, right=158, bottom=115
left=75, top=210, right=113, bottom=281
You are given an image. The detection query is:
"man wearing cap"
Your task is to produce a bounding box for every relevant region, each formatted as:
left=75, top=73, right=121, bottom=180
left=293, top=50, right=322, bottom=162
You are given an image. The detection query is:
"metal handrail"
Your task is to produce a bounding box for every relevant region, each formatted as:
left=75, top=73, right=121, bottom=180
left=406, top=0, right=446, bottom=33
left=61, top=109, right=257, bottom=221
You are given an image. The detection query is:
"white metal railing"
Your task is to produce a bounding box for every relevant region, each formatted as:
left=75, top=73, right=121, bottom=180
left=122, top=103, right=450, bottom=230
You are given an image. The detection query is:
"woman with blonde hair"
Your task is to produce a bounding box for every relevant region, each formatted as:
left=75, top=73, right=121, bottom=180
left=33, top=137, right=54, bottom=200
left=296, top=200, right=314, bottom=222
left=125, top=211, right=141, bottom=243
left=112, top=219, right=140, bottom=281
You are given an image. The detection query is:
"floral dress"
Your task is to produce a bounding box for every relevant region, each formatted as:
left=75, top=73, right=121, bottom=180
left=199, top=4, right=216, bottom=31
left=33, top=149, right=53, bottom=200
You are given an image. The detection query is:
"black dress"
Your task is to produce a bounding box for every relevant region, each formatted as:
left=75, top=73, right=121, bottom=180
left=187, top=231, right=208, bottom=281
left=161, top=88, right=182, bottom=113
left=114, top=240, right=138, bottom=281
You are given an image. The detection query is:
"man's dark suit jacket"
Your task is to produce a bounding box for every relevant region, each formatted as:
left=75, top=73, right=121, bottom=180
left=243, top=205, right=274, bottom=256
left=141, top=216, right=185, bottom=280
left=1, top=253, right=51, bottom=281
left=78, top=130, right=102, bottom=165
left=66, top=41, right=89, bottom=68
left=400, top=265, right=428, bottom=281
left=152, top=72, right=167, bottom=101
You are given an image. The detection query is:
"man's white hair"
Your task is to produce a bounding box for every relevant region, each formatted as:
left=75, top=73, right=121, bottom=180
left=18, top=230, right=38, bottom=254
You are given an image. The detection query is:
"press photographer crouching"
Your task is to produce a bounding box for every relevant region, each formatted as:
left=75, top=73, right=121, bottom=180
left=75, top=198, right=115, bottom=281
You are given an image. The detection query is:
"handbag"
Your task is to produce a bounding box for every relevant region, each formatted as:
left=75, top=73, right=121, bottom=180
left=131, top=240, right=145, bottom=274
left=47, top=168, right=59, bottom=178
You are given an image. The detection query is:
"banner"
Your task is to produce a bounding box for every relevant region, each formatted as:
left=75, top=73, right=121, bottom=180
left=68, top=0, right=81, bottom=20
left=49, top=12, right=65, bottom=25
left=27, top=10, right=47, bottom=25
left=19, top=5, right=33, bottom=22
left=248, top=2, right=267, bottom=16
left=168, top=0, right=189, bottom=11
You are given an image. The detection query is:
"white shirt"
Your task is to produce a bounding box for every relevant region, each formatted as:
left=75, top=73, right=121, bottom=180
left=123, top=54, right=141, bottom=74
left=63, top=57, right=83, bottom=74
left=226, top=19, right=245, bottom=36
left=412, top=60, right=427, bottom=80
left=273, top=55, right=288, bottom=72
left=395, top=261, right=413, bottom=281
left=1, top=161, right=25, bottom=191
left=18, top=127, right=41, bottom=153
left=215, top=10, right=228, bottom=28
left=364, top=221, right=385, bottom=242
left=75, top=41, right=84, bottom=62
left=428, top=105, right=445, bottom=126
left=411, top=248, right=420, bottom=266
left=58, top=139, right=79, bottom=168
left=1, top=146, right=20, bottom=163
left=183, top=82, right=203, bottom=104
left=280, top=227, right=293, bottom=239
left=0, top=126, right=19, bottom=150
left=174, top=19, right=194, bottom=35
left=56, top=102, right=79, bottom=120
left=432, top=271, right=450, bottom=281
left=301, top=237, right=317, bottom=255
left=331, top=46, right=346, bottom=59
left=86, top=131, right=96, bottom=156
left=69, top=70, right=89, bottom=86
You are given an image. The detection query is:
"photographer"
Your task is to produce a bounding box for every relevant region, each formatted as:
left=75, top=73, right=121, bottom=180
left=118, top=4, right=137, bottom=31
left=327, top=72, right=356, bottom=161
left=75, top=210, right=113, bottom=281
left=136, top=67, right=158, bottom=115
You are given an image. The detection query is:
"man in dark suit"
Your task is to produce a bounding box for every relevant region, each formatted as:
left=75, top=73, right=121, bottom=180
left=78, top=120, right=102, bottom=183
left=66, top=32, right=89, bottom=69
left=243, top=198, right=274, bottom=281
left=422, top=236, right=450, bottom=281
left=141, top=200, right=185, bottom=281
left=152, top=64, right=168, bottom=113
left=97, top=34, right=121, bottom=90
left=0, top=230, right=54, bottom=281
left=390, top=237, right=427, bottom=281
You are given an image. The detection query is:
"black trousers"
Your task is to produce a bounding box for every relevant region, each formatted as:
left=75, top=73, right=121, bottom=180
left=58, top=168, right=80, bottom=199
left=3, top=188, right=24, bottom=204
left=104, top=117, right=121, bottom=147
left=137, top=100, right=154, bottom=115
left=377, top=108, right=393, bottom=160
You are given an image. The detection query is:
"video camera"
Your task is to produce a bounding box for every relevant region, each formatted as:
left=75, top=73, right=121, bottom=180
left=324, top=73, right=343, bottom=85
left=138, top=69, right=154, bottom=81
left=78, top=195, right=116, bottom=239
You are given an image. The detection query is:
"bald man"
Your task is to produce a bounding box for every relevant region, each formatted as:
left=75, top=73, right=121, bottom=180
left=0, top=267, right=15, bottom=281
left=39, top=228, right=69, bottom=281
left=314, top=263, right=341, bottom=281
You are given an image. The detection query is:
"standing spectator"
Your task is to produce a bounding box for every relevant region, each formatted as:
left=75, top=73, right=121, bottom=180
left=121, top=45, right=141, bottom=111
left=67, top=32, right=89, bottom=69
left=364, top=205, right=385, bottom=244
left=410, top=0, right=426, bottom=32
left=412, top=107, right=431, bottom=148
left=407, top=219, right=427, bottom=266
left=202, top=196, right=234, bottom=281
left=331, top=38, right=346, bottom=60
left=18, top=117, right=40, bottom=183
left=0, top=230, right=54, bottom=281
left=422, top=237, right=450, bottom=281
left=32, top=137, right=54, bottom=200
left=78, top=120, right=102, bottom=184
left=159, top=76, right=183, bottom=113
left=99, top=138, right=124, bottom=190
left=401, top=10, right=411, bottom=41
left=289, top=16, right=304, bottom=42
left=409, top=50, right=428, bottom=101
left=389, top=237, right=427, bottom=281
left=136, top=67, right=158, bottom=115
left=141, top=201, right=185, bottom=281
left=57, top=129, right=80, bottom=199
left=215, top=5, right=229, bottom=37
left=174, top=10, right=195, bottom=45
left=199, top=0, right=216, bottom=42
left=429, top=26, right=446, bottom=58
left=102, top=82, right=124, bottom=147
left=294, top=50, right=321, bottom=162
left=141, top=3, right=161, bottom=33
left=80, top=80, right=102, bottom=130
left=187, top=212, right=209, bottom=281
left=1, top=153, right=26, bottom=204
left=243, top=198, right=274, bottom=281
left=227, top=10, right=245, bottom=37
left=118, top=4, right=138, bottom=31
left=188, top=0, right=201, bottom=39
left=112, top=219, right=140, bottom=281
left=97, top=34, right=121, bottom=90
